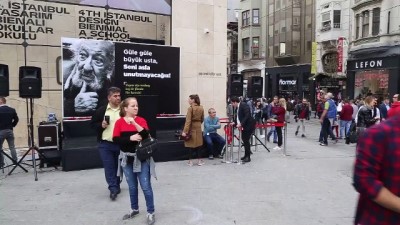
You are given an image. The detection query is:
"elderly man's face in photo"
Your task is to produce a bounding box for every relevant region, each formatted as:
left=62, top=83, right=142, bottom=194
left=75, top=42, right=112, bottom=91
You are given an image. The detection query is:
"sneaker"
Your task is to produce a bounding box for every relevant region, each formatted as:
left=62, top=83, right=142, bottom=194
left=216, top=154, right=223, bottom=159
left=273, top=146, right=282, bottom=150
left=295, top=131, right=299, bottom=136
left=122, top=209, right=139, bottom=220
left=301, top=134, right=306, bottom=138
left=197, top=160, right=205, bottom=166
left=147, top=213, right=155, bottom=225
left=273, top=140, right=278, bottom=144
left=208, top=155, right=214, bottom=160
left=319, top=142, right=327, bottom=146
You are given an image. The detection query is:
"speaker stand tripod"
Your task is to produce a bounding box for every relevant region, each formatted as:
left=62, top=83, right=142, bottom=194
left=8, top=98, right=56, bottom=180
left=1, top=150, right=28, bottom=173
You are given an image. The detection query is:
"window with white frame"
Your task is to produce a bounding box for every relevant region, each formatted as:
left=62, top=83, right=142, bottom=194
left=242, top=10, right=250, bottom=26
left=321, top=11, right=331, bottom=31
left=253, top=9, right=259, bottom=25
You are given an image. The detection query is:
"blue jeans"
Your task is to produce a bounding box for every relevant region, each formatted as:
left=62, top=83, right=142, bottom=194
left=204, top=133, right=225, bottom=156
left=340, top=120, right=352, bottom=138
left=122, top=160, right=154, bottom=213
left=267, top=127, right=277, bottom=142
left=0, top=129, right=18, bottom=166
left=98, top=141, right=120, bottom=193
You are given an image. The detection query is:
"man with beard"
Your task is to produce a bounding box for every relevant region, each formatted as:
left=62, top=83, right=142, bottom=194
left=63, top=39, right=115, bottom=117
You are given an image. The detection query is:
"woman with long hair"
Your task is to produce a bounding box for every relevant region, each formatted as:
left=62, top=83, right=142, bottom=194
left=112, top=97, right=156, bottom=225
left=272, top=98, right=286, bottom=150
left=181, top=94, right=205, bottom=166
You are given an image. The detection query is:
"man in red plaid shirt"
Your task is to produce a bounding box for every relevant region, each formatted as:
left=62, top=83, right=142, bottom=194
left=353, top=101, right=400, bottom=224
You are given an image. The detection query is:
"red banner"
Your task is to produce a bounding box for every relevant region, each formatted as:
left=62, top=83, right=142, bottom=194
left=337, top=37, right=344, bottom=73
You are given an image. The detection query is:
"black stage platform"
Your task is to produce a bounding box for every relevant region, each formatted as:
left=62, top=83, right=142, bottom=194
left=62, top=117, right=207, bottom=171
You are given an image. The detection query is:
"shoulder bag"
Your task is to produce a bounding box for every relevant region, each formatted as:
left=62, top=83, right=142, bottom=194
left=136, top=136, right=158, bottom=161
left=178, top=107, right=193, bottom=141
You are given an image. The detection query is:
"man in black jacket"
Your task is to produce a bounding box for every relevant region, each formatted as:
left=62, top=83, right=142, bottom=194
left=90, top=87, right=121, bottom=201
left=231, top=96, right=256, bottom=163
left=0, top=97, right=19, bottom=168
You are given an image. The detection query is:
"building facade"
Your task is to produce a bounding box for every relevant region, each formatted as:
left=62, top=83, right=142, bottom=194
left=346, top=0, right=400, bottom=100
left=0, top=0, right=227, bottom=147
left=264, top=0, right=315, bottom=101
left=237, top=0, right=267, bottom=97
left=315, top=0, right=351, bottom=100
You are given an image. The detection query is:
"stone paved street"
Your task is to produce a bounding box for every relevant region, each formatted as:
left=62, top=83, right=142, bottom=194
left=0, top=118, right=358, bottom=225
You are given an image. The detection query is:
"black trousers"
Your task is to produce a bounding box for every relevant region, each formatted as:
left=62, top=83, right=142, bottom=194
left=276, top=127, right=283, bottom=147
left=242, top=130, right=252, bottom=157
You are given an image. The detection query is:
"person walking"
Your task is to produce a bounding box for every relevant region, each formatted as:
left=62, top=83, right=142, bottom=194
left=181, top=94, right=205, bottom=166
left=90, top=87, right=122, bottom=201
left=112, top=97, right=156, bottom=224
left=353, top=99, right=400, bottom=225
left=339, top=99, right=353, bottom=139
left=379, top=97, right=390, bottom=121
left=0, top=97, right=19, bottom=167
left=319, top=93, right=337, bottom=146
left=294, top=98, right=309, bottom=138
left=272, top=98, right=286, bottom=150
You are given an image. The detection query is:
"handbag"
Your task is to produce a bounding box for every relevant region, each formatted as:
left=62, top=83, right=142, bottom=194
left=177, top=107, right=193, bottom=141
left=135, top=136, right=158, bottom=161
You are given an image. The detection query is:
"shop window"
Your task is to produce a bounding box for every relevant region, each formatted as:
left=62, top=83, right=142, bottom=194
left=253, top=9, right=259, bottom=25
left=372, top=8, right=380, bottom=36
left=242, top=10, right=250, bottom=27
left=354, top=70, right=389, bottom=100
left=362, top=10, right=369, bottom=38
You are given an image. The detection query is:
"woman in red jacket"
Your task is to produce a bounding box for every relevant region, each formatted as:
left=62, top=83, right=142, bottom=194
left=272, top=98, right=286, bottom=150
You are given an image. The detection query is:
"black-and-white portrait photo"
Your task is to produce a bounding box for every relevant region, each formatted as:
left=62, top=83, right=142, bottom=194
left=62, top=38, right=115, bottom=117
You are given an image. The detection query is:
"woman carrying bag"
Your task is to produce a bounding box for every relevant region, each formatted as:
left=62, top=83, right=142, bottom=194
left=112, top=97, right=156, bottom=225
left=181, top=94, right=205, bottom=166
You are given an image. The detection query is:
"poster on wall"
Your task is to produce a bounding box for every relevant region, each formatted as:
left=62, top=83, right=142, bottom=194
left=45, top=0, right=172, bottom=15
left=62, top=38, right=180, bottom=118
left=0, top=0, right=171, bottom=45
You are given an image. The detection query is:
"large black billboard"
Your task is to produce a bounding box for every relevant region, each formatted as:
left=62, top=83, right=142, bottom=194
left=114, top=42, right=180, bottom=114
left=62, top=38, right=180, bottom=118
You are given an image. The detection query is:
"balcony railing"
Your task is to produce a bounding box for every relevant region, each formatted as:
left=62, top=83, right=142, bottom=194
left=333, top=23, right=340, bottom=28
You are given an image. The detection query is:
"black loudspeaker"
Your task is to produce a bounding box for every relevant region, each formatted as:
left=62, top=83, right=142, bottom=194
left=0, top=64, right=9, bottom=96
left=247, top=76, right=263, bottom=98
left=228, top=74, right=243, bottom=97
left=19, top=66, right=42, bottom=98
